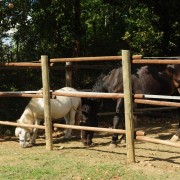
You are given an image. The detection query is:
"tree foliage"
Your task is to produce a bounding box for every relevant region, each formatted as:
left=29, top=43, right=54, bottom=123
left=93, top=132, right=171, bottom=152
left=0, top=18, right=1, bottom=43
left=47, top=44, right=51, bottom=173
left=0, top=0, right=180, bottom=130
left=1, top=0, right=180, bottom=58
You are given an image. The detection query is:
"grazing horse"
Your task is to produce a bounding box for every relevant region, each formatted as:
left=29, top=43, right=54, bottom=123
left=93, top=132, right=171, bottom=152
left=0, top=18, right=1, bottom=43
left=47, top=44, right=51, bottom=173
left=15, top=87, right=82, bottom=148
left=80, top=65, right=180, bottom=146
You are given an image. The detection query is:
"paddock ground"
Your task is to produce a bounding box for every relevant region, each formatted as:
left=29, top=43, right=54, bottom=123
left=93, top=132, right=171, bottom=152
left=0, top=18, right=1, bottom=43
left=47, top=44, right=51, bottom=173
left=0, top=111, right=180, bottom=179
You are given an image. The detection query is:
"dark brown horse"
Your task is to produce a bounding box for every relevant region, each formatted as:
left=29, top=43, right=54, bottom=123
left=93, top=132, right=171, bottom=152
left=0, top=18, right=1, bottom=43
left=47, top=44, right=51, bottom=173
left=80, top=64, right=180, bottom=146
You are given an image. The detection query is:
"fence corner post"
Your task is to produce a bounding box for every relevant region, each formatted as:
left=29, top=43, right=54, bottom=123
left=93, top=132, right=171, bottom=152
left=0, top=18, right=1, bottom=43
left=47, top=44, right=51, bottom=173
left=41, top=55, right=53, bottom=150
left=122, top=50, right=135, bottom=163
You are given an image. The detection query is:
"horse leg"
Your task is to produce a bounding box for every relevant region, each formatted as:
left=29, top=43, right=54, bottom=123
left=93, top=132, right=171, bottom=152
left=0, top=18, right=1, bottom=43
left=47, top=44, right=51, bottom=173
left=111, top=98, right=125, bottom=146
left=64, top=110, right=76, bottom=139
left=81, top=130, right=88, bottom=146
left=81, top=117, right=98, bottom=147
left=170, top=109, right=180, bottom=142
left=64, top=114, right=71, bottom=139
left=86, top=113, right=98, bottom=146
left=29, top=119, right=41, bottom=145
left=81, top=130, right=95, bottom=146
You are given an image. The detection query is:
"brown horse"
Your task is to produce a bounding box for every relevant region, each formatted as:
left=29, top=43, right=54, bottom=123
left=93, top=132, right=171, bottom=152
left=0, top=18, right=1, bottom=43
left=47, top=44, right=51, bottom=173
left=80, top=64, right=180, bottom=146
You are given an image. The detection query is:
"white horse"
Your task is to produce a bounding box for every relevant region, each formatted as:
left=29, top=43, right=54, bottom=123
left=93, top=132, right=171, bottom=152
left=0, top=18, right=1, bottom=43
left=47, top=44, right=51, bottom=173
left=15, top=87, right=82, bottom=148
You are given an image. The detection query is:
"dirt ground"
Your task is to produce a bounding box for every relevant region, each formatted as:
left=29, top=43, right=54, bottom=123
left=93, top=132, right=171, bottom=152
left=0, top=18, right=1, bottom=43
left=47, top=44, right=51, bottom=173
left=0, top=110, right=180, bottom=179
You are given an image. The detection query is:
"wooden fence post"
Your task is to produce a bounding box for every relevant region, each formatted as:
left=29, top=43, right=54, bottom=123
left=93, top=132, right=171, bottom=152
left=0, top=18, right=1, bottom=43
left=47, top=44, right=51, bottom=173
left=122, top=50, right=135, bottom=163
left=66, top=62, right=73, bottom=87
left=41, top=55, right=53, bottom=150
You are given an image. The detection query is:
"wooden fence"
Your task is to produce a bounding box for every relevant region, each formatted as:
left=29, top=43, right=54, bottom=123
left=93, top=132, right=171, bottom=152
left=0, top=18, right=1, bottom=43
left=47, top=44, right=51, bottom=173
left=1, top=51, right=180, bottom=163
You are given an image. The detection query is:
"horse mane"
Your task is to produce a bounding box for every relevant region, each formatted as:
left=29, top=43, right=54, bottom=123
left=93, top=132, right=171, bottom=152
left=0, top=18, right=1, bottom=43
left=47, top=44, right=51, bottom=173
left=92, top=73, right=106, bottom=92
left=91, top=63, right=122, bottom=92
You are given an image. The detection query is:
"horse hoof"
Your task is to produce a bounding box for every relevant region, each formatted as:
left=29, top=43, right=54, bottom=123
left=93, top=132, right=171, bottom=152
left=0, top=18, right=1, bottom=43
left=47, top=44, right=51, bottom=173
left=82, top=141, right=95, bottom=147
left=28, top=143, right=33, bottom=147
left=120, top=139, right=126, bottom=144
left=170, top=135, right=179, bottom=142
left=86, top=141, right=93, bottom=146
left=82, top=142, right=88, bottom=146
left=20, top=143, right=33, bottom=148
left=109, top=143, right=117, bottom=148
left=88, top=142, right=95, bottom=147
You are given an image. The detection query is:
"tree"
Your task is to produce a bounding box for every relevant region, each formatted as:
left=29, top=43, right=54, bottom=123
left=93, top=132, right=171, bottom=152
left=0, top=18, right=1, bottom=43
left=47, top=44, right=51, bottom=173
left=122, top=3, right=163, bottom=56
left=1, top=0, right=180, bottom=58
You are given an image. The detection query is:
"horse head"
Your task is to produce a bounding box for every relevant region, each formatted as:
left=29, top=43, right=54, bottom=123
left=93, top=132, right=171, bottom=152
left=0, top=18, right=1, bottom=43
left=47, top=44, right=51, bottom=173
left=79, top=99, right=91, bottom=126
left=168, top=65, right=180, bottom=93
left=79, top=98, right=100, bottom=146
left=15, top=120, right=33, bottom=148
left=80, top=98, right=100, bottom=126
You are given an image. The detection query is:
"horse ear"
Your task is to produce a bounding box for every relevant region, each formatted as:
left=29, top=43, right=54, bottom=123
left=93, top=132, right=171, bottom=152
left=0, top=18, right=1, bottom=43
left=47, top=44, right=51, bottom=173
left=15, top=127, right=21, bottom=136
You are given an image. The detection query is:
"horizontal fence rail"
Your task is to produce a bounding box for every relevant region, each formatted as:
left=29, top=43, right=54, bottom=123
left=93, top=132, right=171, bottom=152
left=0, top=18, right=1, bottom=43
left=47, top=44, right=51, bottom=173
left=0, top=62, right=41, bottom=67
left=136, top=136, right=180, bottom=148
left=51, top=92, right=180, bottom=108
left=0, top=91, right=43, bottom=94
left=50, top=56, right=122, bottom=62
left=0, top=121, right=45, bottom=130
left=1, top=56, right=180, bottom=67
left=0, top=90, right=49, bottom=98
left=143, top=56, right=180, bottom=59
left=52, top=91, right=124, bottom=99
left=134, top=99, right=180, bottom=107
left=1, top=91, right=180, bottom=108
left=53, top=124, right=145, bottom=136
left=0, top=93, right=43, bottom=98
left=134, top=94, right=180, bottom=100
left=50, top=55, right=142, bottom=63
left=0, top=120, right=145, bottom=136
left=133, top=59, right=180, bottom=64
left=0, top=91, right=123, bottom=99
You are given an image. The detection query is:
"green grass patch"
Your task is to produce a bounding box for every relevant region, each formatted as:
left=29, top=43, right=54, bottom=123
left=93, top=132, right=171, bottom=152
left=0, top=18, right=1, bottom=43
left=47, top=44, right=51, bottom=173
left=0, top=142, right=179, bottom=180
left=0, top=153, right=159, bottom=180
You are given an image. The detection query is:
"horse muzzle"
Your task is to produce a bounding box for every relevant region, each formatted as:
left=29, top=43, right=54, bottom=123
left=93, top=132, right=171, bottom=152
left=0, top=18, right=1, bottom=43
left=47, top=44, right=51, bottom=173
left=79, top=114, right=88, bottom=126
left=19, top=140, right=33, bottom=148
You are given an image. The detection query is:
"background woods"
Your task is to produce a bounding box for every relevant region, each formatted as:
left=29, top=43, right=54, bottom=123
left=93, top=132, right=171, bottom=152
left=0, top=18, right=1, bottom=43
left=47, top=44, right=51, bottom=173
left=0, top=0, right=180, bottom=133
left=1, top=0, right=180, bottom=59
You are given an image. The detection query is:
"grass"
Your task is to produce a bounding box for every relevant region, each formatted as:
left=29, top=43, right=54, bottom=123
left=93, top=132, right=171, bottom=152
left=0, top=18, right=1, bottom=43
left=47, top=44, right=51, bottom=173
left=0, top=160, right=151, bottom=180
left=0, top=148, right=168, bottom=180
left=0, top=136, right=179, bottom=180
left=0, top=147, right=141, bottom=180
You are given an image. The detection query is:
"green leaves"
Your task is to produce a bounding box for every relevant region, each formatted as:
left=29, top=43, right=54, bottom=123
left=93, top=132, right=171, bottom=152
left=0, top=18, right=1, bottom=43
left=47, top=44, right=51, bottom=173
left=122, top=4, right=163, bottom=56
left=1, top=0, right=180, bottom=59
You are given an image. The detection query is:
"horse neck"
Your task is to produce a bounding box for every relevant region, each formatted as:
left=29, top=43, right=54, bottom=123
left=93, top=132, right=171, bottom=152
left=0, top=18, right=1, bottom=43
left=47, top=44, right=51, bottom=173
left=91, top=74, right=106, bottom=93
left=93, top=67, right=122, bottom=93
left=19, top=105, right=35, bottom=124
